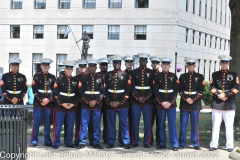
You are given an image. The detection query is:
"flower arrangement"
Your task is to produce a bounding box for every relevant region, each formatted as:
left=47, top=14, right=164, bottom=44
left=176, top=67, right=182, bottom=72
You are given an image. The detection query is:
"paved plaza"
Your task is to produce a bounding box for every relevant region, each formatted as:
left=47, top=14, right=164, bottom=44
left=23, top=136, right=232, bottom=160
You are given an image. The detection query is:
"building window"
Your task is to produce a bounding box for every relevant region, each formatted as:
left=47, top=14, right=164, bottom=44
left=205, top=34, right=207, bottom=46
left=35, top=0, right=46, bottom=9
left=209, top=60, right=212, bottom=81
left=108, top=25, right=120, bottom=40
left=203, top=60, right=206, bottom=78
left=193, top=0, right=195, bottom=14
left=56, top=54, right=67, bottom=77
left=224, top=39, right=227, bottom=50
left=11, top=0, right=22, bottom=9
left=192, top=30, right=195, bottom=44
left=220, top=38, right=222, bottom=50
left=57, top=25, right=68, bottom=39
left=210, top=35, right=212, bottom=48
left=210, top=0, right=213, bottom=20
left=59, top=0, right=70, bottom=9
left=32, top=53, right=43, bottom=76
left=83, top=0, right=96, bottom=9
left=136, top=0, right=148, bottom=8
left=205, top=0, right=207, bottom=19
left=199, top=0, right=201, bottom=16
left=186, top=29, right=188, bottom=43
left=107, top=55, right=114, bottom=71
left=134, top=25, right=147, bottom=40
left=109, top=0, right=122, bottom=8
left=220, top=0, right=222, bottom=24
left=33, top=25, right=44, bottom=39
left=215, top=0, right=218, bottom=22
left=82, top=25, right=94, bottom=39
left=197, top=59, right=201, bottom=73
left=186, top=0, right=188, bottom=11
left=199, top=32, right=201, bottom=45
left=10, top=25, right=20, bottom=39
left=215, top=37, right=217, bottom=49
left=133, top=55, right=139, bottom=69
left=9, top=53, right=19, bottom=71
left=214, top=61, right=217, bottom=72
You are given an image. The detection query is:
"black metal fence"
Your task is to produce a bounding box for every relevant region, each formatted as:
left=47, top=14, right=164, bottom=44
left=0, top=105, right=33, bottom=160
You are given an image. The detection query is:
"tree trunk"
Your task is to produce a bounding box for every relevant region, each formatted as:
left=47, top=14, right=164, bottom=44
left=229, top=0, right=240, bottom=126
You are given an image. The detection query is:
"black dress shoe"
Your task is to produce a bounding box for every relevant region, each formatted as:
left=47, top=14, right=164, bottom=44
left=119, top=143, right=124, bottom=147
left=227, top=148, right=233, bottom=152
left=45, top=144, right=52, bottom=147
left=194, top=146, right=201, bottom=150
left=66, top=144, right=77, bottom=148
left=144, top=144, right=151, bottom=148
left=156, top=145, right=166, bottom=149
left=179, top=146, right=184, bottom=149
left=124, top=144, right=131, bottom=149
left=53, top=145, right=59, bottom=149
left=77, top=144, right=85, bottom=149
left=209, top=147, right=217, bottom=151
left=90, top=143, right=93, bottom=146
left=106, top=144, right=114, bottom=148
left=172, top=147, right=178, bottom=151
left=93, top=144, right=103, bottom=149
left=130, top=144, right=139, bottom=148
left=32, top=144, right=37, bottom=147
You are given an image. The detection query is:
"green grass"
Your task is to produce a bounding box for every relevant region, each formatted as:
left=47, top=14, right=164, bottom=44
left=28, top=111, right=239, bottom=146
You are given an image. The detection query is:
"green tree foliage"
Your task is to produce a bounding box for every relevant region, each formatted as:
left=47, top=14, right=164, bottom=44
left=202, top=81, right=212, bottom=106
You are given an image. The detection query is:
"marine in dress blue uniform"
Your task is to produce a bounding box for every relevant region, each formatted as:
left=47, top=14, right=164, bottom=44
left=153, top=57, right=179, bottom=151
left=31, top=58, right=56, bottom=147
left=149, top=55, right=161, bottom=146
left=1, top=58, right=28, bottom=105
left=178, top=57, right=205, bottom=150
left=77, top=59, right=105, bottom=149
left=130, top=53, right=154, bottom=148
left=209, top=55, right=239, bottom=152
left=53, top=61, right=79, bottom=149
left=104, top=55, right=131, bottom=149
left=97, top=57, right=110, bottom=144
left=73, top=59, right=88, bottom=145
left=118, top=55, right=135, bottom=146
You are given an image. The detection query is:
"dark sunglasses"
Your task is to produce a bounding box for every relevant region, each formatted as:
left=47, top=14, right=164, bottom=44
left=42, top=64, right=49, bottom=66
left=152, top=62, right=160, bottom=64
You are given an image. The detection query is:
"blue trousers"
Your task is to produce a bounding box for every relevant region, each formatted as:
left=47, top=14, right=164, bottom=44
left=131, top=105, right=152, bottom=145
left=31, top=107, right=52, bottom=145
left=157, top=107, right=178, bottom=147
left=79, top=109, right=101, bottom=145
left=53, top=110, right=76, bottom=146
left=74, top=107, right=81, bottom=145
left=179, top=110, right=200, bottom=147
left=106, top=108, right=130, bottom=145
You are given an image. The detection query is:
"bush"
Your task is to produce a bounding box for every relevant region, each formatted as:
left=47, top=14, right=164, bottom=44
left=202, top=81, right=212, bottom=106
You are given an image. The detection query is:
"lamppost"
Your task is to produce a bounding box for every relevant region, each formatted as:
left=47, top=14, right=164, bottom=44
left=175, top=46, right=178, bottom=74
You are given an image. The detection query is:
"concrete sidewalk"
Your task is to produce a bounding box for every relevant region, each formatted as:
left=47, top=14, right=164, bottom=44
left=19, top=136, right=232, bottom=160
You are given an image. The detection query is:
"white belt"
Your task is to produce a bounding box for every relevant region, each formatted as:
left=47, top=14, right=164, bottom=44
left=108, top=89, right=125, bottom=93
left=159, top=89, right=173, bottom=93
left=60, top=92, right=75, bottom=97
left=218, top=90, right=229, bottom=93
left=135, top=86, right=150, bottom=90
left=7, top=90, right=21, bottom=94
left=84, top=91, right=100, bottom=94
left=184, top=91, right=197, bottom=95
left=38, top=89, right=52, bottom=93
